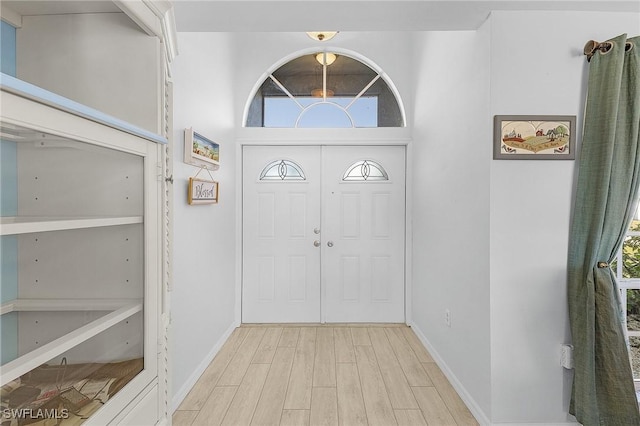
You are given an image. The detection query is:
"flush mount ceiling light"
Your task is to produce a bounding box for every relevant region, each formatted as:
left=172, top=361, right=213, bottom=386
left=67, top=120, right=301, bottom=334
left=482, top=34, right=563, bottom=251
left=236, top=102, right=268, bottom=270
left=315, top=52, right=337, bottom=66
left=306, top=31, right=338, bottom=42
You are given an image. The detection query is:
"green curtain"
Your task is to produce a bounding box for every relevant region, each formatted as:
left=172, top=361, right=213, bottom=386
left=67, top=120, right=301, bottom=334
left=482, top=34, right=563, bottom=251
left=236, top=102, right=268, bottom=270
left=568, top=34, right=640, bottom=425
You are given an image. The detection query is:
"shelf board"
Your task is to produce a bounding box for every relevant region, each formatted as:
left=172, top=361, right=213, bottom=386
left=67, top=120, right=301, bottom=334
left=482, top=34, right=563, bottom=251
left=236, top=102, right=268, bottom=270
left=0, top=298, right=143, bottom=315
left=0, top=216, right=143, bottom=235
left=0, top=301, right=142, bottom=386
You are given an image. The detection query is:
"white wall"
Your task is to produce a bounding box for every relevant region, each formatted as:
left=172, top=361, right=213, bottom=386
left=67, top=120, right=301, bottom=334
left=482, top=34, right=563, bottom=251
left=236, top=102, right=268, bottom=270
left=170, top=32, right=237, bottom=406
left=411, top=27, right=492, bottom=421
left=488, top=11, right=640, bottom=424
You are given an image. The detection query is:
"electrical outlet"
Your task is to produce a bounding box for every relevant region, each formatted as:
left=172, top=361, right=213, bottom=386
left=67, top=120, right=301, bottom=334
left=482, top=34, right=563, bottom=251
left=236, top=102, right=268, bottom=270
left=445, top=309, right=451, bottom=327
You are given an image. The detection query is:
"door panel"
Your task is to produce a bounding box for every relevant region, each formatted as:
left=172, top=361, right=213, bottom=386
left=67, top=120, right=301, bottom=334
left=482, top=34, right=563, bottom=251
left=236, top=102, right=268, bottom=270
left=322, top=146, right=406, bottom=322
left=242, top=146, right=321, bottom=322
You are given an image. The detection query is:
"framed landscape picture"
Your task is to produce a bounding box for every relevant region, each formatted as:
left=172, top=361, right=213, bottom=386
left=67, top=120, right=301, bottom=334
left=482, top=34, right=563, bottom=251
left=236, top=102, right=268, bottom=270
left=494, top=115, right=576, bottom=160
left=184, top=127, right=220, bottom=169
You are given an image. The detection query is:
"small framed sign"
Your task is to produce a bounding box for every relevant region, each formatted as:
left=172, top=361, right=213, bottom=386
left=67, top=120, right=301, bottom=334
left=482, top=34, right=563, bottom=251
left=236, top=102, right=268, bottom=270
left=188, top=178, right=219, bottom=205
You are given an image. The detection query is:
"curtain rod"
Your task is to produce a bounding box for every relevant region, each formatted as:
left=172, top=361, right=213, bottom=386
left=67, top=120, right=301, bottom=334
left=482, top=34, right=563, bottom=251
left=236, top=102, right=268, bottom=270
left=584, top=39, right=634, bottom=62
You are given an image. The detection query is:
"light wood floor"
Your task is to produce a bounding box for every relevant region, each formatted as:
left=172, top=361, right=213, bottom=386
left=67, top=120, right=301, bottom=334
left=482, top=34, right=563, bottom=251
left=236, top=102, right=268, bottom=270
left=173, top=324, right=479, bottom=426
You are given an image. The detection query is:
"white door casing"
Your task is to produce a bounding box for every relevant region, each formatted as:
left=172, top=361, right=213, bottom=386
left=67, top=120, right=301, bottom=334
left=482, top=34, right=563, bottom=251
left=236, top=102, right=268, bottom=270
left=242, top=145, right=405, bottom=323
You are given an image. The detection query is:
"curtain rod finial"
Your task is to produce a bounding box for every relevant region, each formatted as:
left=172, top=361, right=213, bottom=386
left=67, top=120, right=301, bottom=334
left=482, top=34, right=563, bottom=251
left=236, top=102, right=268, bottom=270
left=584, top=40, right=599, bottom=56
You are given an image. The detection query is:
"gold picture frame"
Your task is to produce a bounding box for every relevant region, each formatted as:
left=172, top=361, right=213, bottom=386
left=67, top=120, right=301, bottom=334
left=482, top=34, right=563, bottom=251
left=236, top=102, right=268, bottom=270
left=188, top=177, right=218, bottom=205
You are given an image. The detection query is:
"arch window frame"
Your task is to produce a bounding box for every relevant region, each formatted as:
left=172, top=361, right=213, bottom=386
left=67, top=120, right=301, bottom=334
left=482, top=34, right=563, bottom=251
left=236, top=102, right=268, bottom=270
left=244, top=49, right=406, bottom=129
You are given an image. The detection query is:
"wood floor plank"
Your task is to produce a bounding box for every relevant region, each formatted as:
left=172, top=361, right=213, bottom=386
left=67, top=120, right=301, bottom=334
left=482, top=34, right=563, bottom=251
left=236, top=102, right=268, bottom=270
left=221, top=363, right=270, bottom=426
left=394, top=409, right=428, bottom=426
left=284, top=327, right=317, bottom=409
left=281, top=410, right=310, bottom=426
left=368, top=328, right=418, bottom=409
left=385, top=328, right=432, bottom=387
left=336, top=363, right=368, bottom=426
left=334, top=328, right=356, bottom=363
left=310, top=387, right=339, bottom=426
left=350, top=327, right=372, bottom=346
left=172, top=410, right=198, bottom=426
left=252, top=327, right=283, bottom=364
left=423, top=363, right=479, bottom=425
left=354, top=345, right=397, bottom=426
left=279, top=328, right=300, bottom=347
left=400, top=327, right=435, bottom=363
left=192, top=386, right=237, bottom=426
left=252, top=347, right=296, bottom=426
left=412, top=387, right=456, bottom=426
left=178, top=327, right=250, bottom=410
left=218, top=327, right=267, bottom=386
left=313, top=327, right=336, bottom=387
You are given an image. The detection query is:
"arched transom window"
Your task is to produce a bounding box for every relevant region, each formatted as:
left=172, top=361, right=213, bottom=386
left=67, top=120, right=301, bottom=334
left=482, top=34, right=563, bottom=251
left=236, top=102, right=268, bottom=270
left=246, top=52, right=404, bottom=128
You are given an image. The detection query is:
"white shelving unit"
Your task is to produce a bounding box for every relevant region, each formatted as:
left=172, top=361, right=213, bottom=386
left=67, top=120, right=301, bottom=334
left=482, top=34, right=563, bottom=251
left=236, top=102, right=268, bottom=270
left=0, top=73, right=167, bottom=424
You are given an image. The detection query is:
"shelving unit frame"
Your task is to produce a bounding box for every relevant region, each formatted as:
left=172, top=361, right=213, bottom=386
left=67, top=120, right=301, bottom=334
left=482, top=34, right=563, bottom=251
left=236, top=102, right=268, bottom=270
left=0, top=73, right=167, bottom=424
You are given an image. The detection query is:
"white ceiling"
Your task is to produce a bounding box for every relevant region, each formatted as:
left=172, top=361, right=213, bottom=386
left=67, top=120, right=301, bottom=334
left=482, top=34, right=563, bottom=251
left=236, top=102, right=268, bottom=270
left=171, top=0, right=640, bottom=32
left=1, top=0, right=638, bottom=32
left=2, top=1, right=120, bottom=16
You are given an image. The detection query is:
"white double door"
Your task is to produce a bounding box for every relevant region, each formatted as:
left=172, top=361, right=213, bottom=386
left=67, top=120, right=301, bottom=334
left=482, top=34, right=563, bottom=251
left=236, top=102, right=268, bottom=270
left=242, top=145, right=405, bottom=323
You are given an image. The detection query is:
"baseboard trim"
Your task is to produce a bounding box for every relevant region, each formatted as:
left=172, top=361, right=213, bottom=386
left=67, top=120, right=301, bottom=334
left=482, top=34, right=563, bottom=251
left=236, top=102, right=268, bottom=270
left=407, top=321, right=492, bottom=426
left=492, top=424, right=578, bottom=426
left=170, top=321, right=236, bottom=412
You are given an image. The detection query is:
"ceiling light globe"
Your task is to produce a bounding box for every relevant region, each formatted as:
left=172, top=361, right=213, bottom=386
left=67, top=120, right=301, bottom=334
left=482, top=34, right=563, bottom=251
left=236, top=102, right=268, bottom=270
left=315, top=52, right=337, bottom=66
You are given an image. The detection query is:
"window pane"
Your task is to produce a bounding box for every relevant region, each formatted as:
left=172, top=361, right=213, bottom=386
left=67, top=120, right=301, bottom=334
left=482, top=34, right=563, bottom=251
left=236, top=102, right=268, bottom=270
left=346, top=97, right=378, bottom=128
left=622, top=236, right=640, bottom=279
left=629, top=202, right=640, bottom=231
left=264, top=98, right=301, bottom=128
left=629, top=289, right=640, bottom=329
left=631, top=336, right=640, bottom=380
left=272, top=55, right=323, bottom=97
left=325, top=55, right=377, bottom=98
left=364, top=78, right=403, bottom=127
left=297, top=103, right=352, bottom=128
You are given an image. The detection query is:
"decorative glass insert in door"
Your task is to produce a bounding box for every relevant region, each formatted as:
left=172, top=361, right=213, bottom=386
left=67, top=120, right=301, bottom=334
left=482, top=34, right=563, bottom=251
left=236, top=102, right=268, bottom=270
left=259, top=159, right=306, bottom=181
left=342, top=160, right=388, bottom=181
